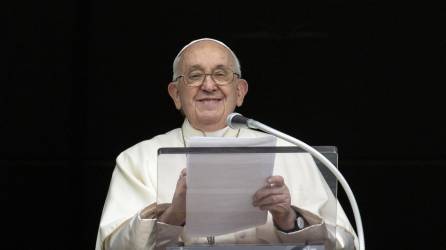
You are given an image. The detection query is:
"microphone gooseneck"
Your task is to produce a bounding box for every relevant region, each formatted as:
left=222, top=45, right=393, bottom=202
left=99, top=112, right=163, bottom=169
left=225, top=112, right=365, bottom=250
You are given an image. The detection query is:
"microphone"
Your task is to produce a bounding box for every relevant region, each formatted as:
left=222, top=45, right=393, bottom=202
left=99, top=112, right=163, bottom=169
left=226, top=113, right=254, bottom=129
left=225, top=112, right=365, bottom=250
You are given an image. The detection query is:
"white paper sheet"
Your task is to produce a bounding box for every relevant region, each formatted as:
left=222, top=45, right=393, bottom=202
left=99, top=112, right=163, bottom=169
left=184, top=135, right=277, bottom=237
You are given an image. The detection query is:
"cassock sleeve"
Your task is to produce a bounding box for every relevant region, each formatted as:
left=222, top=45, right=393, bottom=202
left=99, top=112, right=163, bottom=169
left=96, top=143, right=184, bottom=250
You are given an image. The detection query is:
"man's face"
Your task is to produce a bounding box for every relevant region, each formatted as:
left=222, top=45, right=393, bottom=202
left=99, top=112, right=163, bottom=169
left=168, top=41, right=248, bottom=132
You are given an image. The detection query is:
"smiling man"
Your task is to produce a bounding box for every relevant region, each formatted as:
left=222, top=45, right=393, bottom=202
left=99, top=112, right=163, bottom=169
left=167, top=39, right=248, bottom=132
left=96, top=38, right=358, bottom=250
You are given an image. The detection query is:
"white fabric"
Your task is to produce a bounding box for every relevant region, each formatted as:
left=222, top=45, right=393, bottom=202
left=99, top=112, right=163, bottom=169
left=203, top=126, right=229, bottom=137
left=96, top=120, right=358, bottom=250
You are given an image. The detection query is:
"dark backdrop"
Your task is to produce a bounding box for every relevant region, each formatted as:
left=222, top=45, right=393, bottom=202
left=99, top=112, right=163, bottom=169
left=6, top=1, right=446, bottom=249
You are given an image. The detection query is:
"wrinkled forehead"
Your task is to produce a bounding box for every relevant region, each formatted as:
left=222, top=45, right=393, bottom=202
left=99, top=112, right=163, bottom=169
left=178, top=40, right=235, bottom=70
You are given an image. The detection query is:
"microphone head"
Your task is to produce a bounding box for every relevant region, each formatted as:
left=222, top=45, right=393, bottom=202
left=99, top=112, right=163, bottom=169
left=227, top=113, right=249, bottom=129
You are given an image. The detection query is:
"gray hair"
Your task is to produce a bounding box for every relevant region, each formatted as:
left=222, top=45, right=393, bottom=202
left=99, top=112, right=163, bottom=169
left=172, top=38, right=241, bottom=81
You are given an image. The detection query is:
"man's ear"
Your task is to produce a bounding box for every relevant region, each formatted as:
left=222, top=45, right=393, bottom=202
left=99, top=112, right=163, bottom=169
left=236, top=79, right=248, bottom=107
left=168, top=82, right=182, bottom=110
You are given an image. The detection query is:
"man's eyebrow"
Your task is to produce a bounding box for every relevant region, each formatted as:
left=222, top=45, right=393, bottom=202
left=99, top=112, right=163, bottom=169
left=214, top=65, right=227, bottom=70
left=187, top=65, right=204, bottom=71
left=187, top=64, right=229, bottom=71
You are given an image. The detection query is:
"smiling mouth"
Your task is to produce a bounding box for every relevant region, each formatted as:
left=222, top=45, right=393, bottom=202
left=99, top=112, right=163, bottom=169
left=195, top=98, right=223, bottom=110
left=197, top=98, right=222, bottom=102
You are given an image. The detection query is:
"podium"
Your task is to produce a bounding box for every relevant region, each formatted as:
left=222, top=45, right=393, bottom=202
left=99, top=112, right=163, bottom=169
left=157, top=146, right=339, bottom=250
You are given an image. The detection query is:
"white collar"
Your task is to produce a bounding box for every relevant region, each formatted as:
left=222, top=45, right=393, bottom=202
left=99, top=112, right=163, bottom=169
left=181, top=119, right=240, bottom=145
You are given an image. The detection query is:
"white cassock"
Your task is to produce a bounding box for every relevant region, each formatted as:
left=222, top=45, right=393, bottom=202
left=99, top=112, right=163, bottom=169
left=96, top=120, right=358, bottom=250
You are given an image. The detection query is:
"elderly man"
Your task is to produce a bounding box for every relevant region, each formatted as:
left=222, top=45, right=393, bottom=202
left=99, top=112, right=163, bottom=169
left=96, top=38, right=358, bottom=250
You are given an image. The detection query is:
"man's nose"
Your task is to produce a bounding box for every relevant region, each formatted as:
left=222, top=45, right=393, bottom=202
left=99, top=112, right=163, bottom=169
left=200, top=74, right=218, bottom=91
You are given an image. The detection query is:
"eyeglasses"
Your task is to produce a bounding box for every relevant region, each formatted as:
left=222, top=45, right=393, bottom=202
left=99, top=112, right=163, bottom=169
left=174, top=68, right=240, bottom=87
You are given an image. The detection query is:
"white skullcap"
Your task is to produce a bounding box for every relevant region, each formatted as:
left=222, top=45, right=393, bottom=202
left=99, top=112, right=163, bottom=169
left=174, top=38, right=234, bottom=59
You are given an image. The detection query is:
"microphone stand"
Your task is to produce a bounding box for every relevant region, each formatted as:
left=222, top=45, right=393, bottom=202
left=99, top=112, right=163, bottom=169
left=245, top=118, right=365, bottom=250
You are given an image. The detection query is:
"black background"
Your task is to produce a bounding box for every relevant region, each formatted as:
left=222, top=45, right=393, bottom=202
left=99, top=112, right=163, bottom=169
left=6, top=1, right=446, bottom=249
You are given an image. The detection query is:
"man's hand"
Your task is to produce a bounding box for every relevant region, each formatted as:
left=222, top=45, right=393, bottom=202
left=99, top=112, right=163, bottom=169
left=252, top=175, right=296, bottom=231
left=159, top=168, right=187, bottom=226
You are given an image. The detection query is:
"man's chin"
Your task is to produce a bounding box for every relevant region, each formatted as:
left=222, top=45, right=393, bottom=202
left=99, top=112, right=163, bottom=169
left=197, top=115, right=223, bottom=124
left=194, top=112, right=227, bottom=129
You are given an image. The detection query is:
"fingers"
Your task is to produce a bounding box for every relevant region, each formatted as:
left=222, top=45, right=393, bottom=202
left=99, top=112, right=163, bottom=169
left=267, top=175, right=284, bottom=187
left=253, top=193, right=290, bottom=208
left=253, top=185, right=286, bottom=202
left=179, top=168, right=187, bottom=179
left=175, top=168, right=188, bottom=195
left=163, top=168, right=188, bottom=226
left=180, top=168, right=187, bottom=176
left=252, top=175, right=291, bottom=213
left=257, top=201, right=291, bottom=212
left=177, top=168, right=187, bottom=186
left=253, top=175, right=286, bottom=201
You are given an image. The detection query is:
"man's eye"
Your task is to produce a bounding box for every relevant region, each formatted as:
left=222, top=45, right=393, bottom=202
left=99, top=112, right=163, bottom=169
left=188, top=73, right=203, bottom=80
left=213, top=71, right=227, bottom=77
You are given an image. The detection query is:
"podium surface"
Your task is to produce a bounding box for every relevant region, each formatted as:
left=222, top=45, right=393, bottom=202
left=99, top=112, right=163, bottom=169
left=157, top=146, right=339, bottom=250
